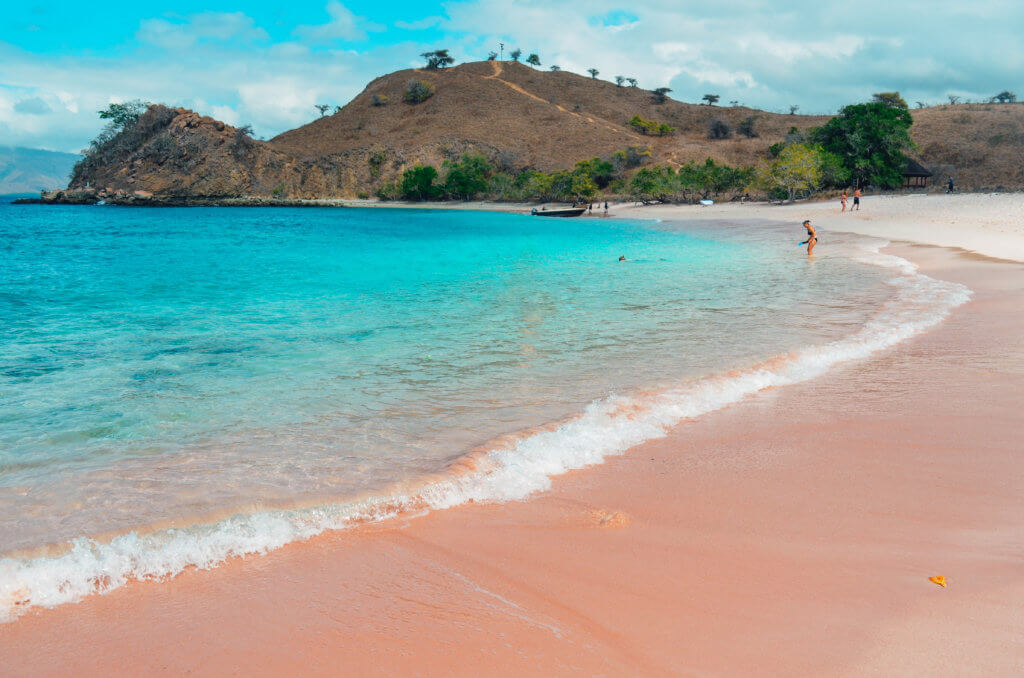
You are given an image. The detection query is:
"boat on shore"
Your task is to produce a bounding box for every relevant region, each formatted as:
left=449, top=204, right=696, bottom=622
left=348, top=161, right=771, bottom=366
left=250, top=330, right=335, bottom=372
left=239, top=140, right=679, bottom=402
left=531, top=206, right=587, bottom=217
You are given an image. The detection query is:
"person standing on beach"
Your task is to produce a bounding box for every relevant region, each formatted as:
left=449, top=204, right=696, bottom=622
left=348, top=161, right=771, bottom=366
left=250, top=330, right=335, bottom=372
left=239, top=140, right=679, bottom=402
left=841, top=191, right=848, bottom=212
left=801, top=220, right=817, bottom=256
left=853, top=188, right=861, bottom=210
left=603, top=201, right=609, bottom=215
left=947, top=175, right=955, bottom=193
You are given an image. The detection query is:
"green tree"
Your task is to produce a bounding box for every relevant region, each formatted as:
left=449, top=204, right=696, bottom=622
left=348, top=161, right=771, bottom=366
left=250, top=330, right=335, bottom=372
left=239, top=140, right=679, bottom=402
left=98, top=100, right=149, bottom=130
left=754, top=144, right=824, bottom=202
left=626, top=78, right=638, bottom=88
left=812, top=101, right=913, bottom=188
left=872, top=91, right=908, bottom=109
left=510, top=48, right=522, bottom=62
left=421, top=49, right=454, bottom=69
left=526, top=53, right=541, bottom=68
left=400, top=165, right=442, bottom=200
left=651, top=87, right=671, bottom=104
left=702, top=94, right=720, bottom=106
left=315, top=104, right=330, bottom=117
left=549, top=65, right=562, bottom=72
left=993, top=90, right=1017, bottom=103
left=442, top=153, right=492, bottom=200
left=615, top=75, right=625, bottom=87
left=587, top=68, right=600, bottom=79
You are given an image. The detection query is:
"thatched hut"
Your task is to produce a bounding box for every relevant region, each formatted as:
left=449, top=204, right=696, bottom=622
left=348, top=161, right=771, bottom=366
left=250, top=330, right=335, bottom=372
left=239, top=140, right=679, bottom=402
left=902, top=158, right=933, bottom=189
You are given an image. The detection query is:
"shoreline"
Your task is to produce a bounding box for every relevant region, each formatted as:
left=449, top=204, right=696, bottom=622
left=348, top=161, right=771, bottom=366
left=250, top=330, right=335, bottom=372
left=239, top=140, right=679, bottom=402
left=2, top=199, right=1022, bottom=675
left=2, top=241, right=1021, bottom=675
left=0, top=220, right=965, bottom=622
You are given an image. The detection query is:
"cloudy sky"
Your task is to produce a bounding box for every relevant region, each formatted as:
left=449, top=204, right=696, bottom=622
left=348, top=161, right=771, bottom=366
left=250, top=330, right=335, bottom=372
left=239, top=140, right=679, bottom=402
left=1, top=0, right=1021, bottom=152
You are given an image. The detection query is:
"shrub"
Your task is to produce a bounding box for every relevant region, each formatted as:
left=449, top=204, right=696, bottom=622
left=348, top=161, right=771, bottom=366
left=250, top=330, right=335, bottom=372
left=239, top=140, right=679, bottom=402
left=399, top=165, right=441, bottom=200
left=371, top=94, right=388, bottom=106
left=404, top=80, right=435, bottom=104
left=357, top=192, right=369, bottom=199
left=737, top=116, right=758, bottom=138
left=707, top=119, right=732, bottom=139
left=628, top=115, right=674, bottom=136
left=442, top=153, right=493, bottom=200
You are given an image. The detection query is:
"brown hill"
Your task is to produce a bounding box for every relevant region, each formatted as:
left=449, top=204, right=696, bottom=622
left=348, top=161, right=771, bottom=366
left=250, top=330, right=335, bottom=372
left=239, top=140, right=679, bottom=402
left=67, top=61, right=1024, bottom=200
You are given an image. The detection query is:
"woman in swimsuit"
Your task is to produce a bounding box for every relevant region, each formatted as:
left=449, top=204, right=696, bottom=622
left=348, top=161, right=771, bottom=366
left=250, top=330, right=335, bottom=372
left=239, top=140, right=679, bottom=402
left=802, top=220, right=817, bottom=256
left=841, top=191, right=848, bottom=212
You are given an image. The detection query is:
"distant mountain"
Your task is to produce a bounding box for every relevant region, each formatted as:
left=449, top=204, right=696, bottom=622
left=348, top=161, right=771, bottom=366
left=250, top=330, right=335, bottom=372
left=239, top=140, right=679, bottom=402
left=0, top=146, right=80, bottom=194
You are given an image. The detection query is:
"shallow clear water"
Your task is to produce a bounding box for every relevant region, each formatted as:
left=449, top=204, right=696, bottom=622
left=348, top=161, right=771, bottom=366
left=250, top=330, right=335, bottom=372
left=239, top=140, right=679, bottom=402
left=0, top=205, right=898, bottom=554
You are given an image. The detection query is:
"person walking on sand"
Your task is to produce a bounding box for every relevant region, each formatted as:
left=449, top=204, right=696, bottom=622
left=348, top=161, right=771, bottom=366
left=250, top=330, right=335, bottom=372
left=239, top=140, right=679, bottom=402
left=603, top=201, right=609, bottom=215
left=853, top=188, right=861, bottom=211
left=947, top=175, right=955, bottom=194
left=801, top=220, right=817, bottom=256
left=841, top=191, right=848, bottom=212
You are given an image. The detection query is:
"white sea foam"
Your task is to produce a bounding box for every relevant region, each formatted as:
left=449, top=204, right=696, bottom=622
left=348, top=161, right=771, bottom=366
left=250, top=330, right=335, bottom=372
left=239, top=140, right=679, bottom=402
left=0, top=242, right=971, bottom=622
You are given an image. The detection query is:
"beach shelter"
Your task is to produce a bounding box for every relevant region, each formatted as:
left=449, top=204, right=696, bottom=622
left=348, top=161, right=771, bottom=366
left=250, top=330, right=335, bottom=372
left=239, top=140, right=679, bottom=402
left=902, top=158, right=933, bottom=189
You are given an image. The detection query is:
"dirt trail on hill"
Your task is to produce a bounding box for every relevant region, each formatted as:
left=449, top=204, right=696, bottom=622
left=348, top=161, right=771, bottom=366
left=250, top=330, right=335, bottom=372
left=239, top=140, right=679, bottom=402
left=484, top=61, right=632, bottom=139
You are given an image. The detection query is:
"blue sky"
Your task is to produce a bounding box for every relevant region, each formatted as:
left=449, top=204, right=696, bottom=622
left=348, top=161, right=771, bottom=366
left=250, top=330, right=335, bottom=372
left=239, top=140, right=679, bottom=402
left=2, top=0, right=1021, bottom=152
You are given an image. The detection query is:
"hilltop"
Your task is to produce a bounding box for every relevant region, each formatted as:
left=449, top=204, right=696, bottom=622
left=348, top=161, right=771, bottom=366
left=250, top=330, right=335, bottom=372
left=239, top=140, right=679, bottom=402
left=62, top=61, right=1024, bottom=201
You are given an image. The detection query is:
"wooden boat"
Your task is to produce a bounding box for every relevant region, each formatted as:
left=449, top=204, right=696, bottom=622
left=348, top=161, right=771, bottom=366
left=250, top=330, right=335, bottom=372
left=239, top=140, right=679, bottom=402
left=531, top=206, right=587, bottom=217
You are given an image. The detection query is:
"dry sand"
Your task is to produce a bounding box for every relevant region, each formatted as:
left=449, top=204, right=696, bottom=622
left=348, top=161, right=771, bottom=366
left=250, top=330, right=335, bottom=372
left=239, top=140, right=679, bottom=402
left=2, top=198, right=1023, bottom=676
left=613, top=192, right=1024, bottom=263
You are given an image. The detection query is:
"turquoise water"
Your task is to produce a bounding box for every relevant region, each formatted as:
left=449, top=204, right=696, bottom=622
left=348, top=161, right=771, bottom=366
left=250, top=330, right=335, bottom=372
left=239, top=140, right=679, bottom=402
left=0, top=205, right=895, bottom=555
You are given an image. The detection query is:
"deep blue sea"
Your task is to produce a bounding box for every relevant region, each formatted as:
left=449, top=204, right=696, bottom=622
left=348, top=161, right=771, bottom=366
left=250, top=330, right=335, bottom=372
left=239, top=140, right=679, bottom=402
left=0, top=203, right=970, bottom=619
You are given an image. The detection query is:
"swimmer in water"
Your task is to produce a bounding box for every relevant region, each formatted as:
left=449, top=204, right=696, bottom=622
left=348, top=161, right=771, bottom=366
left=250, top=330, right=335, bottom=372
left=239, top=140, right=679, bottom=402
left=801, top=220, right=817, bottom=256
left=618, top=255, right=626, bottom=262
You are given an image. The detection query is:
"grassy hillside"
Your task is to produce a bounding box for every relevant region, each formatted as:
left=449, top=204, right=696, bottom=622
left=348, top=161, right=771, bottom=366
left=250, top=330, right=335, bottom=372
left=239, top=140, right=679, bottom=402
left=67, top=61, right=1024, bottom=200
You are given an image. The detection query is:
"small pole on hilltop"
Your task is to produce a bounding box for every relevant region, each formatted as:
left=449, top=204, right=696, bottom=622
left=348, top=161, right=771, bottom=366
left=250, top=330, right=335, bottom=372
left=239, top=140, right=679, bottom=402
left=500, top=43, right=504, bottom=61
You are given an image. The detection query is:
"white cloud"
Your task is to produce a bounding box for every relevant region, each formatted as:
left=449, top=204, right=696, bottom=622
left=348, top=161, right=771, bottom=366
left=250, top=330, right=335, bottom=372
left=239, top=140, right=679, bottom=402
left=137, top=12, right=269, bottom=50
left=294, top=1, right=383, bottom=43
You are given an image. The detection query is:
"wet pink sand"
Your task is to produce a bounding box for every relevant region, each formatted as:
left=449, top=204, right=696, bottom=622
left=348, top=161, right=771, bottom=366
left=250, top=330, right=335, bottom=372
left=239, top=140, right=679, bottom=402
left=3, top=244, right=1023, bottom=676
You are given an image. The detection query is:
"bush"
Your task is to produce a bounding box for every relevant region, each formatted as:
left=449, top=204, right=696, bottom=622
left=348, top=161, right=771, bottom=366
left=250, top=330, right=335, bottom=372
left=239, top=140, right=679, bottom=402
left=404, top=80, right=435, bottom=104
left=400, top=165, right=441, bottom=200
left=737, top=116, right=758, bottom=138
left=628, top=115, right=674, bottom=136
left=442, top=153, right=493, bottom=200
left=707, top=119, right=732, bottom=139
left=371, top=94, right=389, bottom=106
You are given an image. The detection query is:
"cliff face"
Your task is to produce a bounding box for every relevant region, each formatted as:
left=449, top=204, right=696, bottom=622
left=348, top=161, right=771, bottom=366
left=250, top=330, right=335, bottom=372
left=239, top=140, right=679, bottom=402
left=66, top=61, right=1024, bottom=200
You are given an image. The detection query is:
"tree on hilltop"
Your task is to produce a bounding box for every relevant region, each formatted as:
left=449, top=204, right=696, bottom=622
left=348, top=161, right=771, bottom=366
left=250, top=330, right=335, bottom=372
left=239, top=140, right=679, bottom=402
left=421, top=49, right=454, bottom=69
left=993, top=90, right=1017, bottom=103
left=487, top=51, right=498, bottom=61
left=549, top=65, right=562, bottom=71
left=526, top=53, right=541, bottom=68
left=615, top=75, right=625, bottom=87
left=702, top=94, right=720, bottom=106
left=626, top=78, right=638, bottom=87
left=651, top=87, right=671, bottom=104
left=98, top=100, right=149, bottom=130
left=314, top=104, right=330, bottom=117
left=510, top=48, right=522, bottom=62
left=587, top=68, right=599, bottom=79
left=789, top=104, right=800, bottom=115
left=872, top=91, right=908, bottom=109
